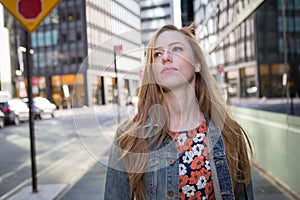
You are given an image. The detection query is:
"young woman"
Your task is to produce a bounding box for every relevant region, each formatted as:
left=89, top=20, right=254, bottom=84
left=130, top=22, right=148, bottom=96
left=104, top=24, right=253, bottom=200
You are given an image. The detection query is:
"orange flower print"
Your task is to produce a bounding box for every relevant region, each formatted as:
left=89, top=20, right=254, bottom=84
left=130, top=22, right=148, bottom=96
left=203, top=136, right=208, bottom=145
left=184, top=138, right=193, bottom=151
left=202, top=146, right=208, bottom=158
left=200, top=168, right=211, bottom=180
left=209, top=195, right=215, bottom=200
left=188, top=191, right=202, bottom=200
left=188, top=129, right=197, bottom=138
left=205, top=181, right=214, bottom=196
left=179, top=192, right=185, bottom=200
left=177, top=122, right=213, bottom=200
left=190, top=156, right=204, bottom=170
left=198, top=121, right=206, bottom=133
left=179, top=175, right=189, bottom=188
left=189, top=171, right=201, bottom=184
left=172, top=131, right=179, bottom=140
left=176, top=143, right=186, bottom=154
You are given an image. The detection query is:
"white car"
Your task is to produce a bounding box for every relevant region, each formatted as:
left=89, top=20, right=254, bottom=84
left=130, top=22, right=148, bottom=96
left=33, top=97, right=56, bottom=119
left=0, top=98, right=29, bottom=125
left=0, top=110, right=4, bottom=128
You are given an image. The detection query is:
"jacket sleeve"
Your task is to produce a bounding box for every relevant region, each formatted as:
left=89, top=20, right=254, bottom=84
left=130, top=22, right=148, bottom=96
left=104, top=131, right=131, bottom=200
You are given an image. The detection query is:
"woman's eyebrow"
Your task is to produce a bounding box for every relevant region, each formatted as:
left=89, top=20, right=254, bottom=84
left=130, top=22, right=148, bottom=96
left=154, top=42, right=185, bottom=50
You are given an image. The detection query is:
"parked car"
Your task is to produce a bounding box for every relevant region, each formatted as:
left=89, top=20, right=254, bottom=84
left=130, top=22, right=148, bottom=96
left=0, top=98, right=29, bottom=125
left=0, top=110, right=4, bottom=128
left=32, top=97, right=56, bottom=119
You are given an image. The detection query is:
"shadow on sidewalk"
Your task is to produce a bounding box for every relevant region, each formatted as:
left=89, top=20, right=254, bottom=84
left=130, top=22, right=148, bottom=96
left=59, top=162, right=294, bottom=200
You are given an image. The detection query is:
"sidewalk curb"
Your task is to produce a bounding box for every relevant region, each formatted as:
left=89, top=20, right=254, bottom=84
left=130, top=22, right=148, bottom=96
left=6, top=184, right=67, bottom=200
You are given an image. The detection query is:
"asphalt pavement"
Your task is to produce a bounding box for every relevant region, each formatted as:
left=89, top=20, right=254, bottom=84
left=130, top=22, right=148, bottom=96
left=6, top=103, right=299, bottom=200
left=59, top=160, right=294, bottom=200
left=58, top=104, right=296, bottom=200
left=59, top=101, right=299, bottom=200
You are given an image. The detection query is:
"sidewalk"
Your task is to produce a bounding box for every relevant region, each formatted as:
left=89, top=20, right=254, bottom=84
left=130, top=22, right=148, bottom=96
left=57, top=105, right=295, bottom=200
left=7, top=105, right=296, bottom=200
left=59, top=159, right=294, bottom=200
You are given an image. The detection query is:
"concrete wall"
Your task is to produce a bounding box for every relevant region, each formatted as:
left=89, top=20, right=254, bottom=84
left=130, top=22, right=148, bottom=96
left=231, top=106, right=300, bottom=198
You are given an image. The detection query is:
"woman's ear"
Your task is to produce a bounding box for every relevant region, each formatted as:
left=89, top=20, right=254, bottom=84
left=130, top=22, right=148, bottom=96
left=194, top=63, right=201, bottom=73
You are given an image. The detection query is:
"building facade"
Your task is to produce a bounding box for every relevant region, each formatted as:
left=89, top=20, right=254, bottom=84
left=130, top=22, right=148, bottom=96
left=0, top=5, right=12, bottom=94
left=6, top=0, right=142, bottom=108
left=194, top=0, right=300, bottom=99
left=140, top=0, right=175, bottom=46
left=85, top=0, right=142, bottom=107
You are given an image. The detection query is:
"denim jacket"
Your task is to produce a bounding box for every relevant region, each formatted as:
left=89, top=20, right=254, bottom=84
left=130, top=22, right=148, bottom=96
left=104, top=117, right=254, bottom=200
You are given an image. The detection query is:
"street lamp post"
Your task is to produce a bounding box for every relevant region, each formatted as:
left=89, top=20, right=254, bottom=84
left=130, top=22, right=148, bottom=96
left=23, top=29, right=38, bottom=193
left=114, top=45, right=122, bottom=123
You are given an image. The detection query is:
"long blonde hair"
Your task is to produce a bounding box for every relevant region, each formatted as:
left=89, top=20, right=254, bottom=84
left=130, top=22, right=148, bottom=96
left=118, top=24, right=253, bottom=199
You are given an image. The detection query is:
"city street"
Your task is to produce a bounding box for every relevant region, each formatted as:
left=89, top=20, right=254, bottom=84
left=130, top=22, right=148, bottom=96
left=0, top=104, right=132, bottom=199
left=0, top=104, right=295, bottom=200
left=0, top=0, right=299, bottom=199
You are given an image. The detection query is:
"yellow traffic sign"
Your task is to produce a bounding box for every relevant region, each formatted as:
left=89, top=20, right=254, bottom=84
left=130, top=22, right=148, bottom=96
left=0, top=0, right=61, bottom=33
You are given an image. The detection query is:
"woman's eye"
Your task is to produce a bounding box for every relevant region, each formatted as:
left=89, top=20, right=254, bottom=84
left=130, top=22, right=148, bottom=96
left=172, top=47, right=183, bottom=52
left=154, top=52, right=162, bottom=58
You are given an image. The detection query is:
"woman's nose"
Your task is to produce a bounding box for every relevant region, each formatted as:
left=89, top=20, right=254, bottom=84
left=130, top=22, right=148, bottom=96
left=162, top=50, right=173, bottom=64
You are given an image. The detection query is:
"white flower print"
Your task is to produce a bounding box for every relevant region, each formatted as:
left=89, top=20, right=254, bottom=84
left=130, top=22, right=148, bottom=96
left=177, top=133, right=187, bottom=146
left=196, top=176, right=207, bottom=189
left=193, top=133, right=205, bottom=143
left=202, top=195, right=209, bottom=200
left=205, top=160, right=211, bottom=170
left=182, top=151, right=194, bottom=164
left=179, top=164, right=187, bottom=175
left=182, top=185, right=196, bottom=197
left=192, top=143, right=204, bottom=156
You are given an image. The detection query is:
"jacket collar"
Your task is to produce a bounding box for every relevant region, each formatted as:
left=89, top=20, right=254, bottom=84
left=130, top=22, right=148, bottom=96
left=144, top=117, right=159, bottom=128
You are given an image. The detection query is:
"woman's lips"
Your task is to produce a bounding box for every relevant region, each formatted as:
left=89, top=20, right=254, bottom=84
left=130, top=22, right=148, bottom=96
left=161, top=66, right=177, bottom=74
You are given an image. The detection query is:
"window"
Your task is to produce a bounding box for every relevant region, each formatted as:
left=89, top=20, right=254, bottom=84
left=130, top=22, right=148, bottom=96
left=226, top=70, right=238, bottom=97
left=45, top=31, right=52, bottom=46
left=61, top=33, right=67, bottom=43
left=76, top=32, right=82, bottom=41
left=287, top=17, right=294, bottom=32
left=76, top=8, right=81, bottom=20
left=296, top=17, right=300, bottom=31
left=39, top=52, right=46, bottom=68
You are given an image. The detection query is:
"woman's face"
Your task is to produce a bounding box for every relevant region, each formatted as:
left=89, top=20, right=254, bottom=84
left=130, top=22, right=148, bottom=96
left=151, top=30, right=200, bottom=90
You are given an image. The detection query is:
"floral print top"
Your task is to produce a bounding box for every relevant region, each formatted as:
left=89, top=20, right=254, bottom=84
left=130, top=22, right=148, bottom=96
left=171, top=119, right=215, bottom=200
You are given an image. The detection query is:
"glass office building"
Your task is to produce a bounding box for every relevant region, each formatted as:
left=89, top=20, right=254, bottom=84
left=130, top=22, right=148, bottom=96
left=194, top=0, right=300, bottom=99
left=140, top=0, right=175, bottom=46
left=7, top=0, right=142, bottom=108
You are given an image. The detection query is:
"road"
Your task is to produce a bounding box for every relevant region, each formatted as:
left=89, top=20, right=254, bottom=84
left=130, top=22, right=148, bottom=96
left=0, top=104, right=133, bottom=199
